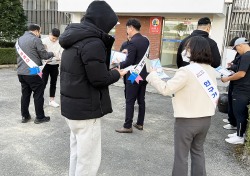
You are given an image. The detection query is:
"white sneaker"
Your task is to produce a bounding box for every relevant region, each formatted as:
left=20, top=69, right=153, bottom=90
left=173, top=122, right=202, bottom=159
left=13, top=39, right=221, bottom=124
left=223, top=124, right=237, bottom=130
left=225, top=136, right=244, bottom=144
left=228, top=132, right=245, bottom=138
left=223, top=119, right=229, bottom=123
left=228, top=132, right=237, bottom=138
left=49, top=100, right=60, bottom=108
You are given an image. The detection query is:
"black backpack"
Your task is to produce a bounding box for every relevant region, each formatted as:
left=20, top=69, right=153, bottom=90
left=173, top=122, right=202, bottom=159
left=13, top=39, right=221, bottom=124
left=218, top=93, right=228, bottom=113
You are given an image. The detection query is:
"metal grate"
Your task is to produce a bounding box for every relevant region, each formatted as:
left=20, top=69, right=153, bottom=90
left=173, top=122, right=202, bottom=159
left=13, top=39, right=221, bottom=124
left=20, top=0, right=71, bottom=34
left=226, top=0, right=250, bottom=45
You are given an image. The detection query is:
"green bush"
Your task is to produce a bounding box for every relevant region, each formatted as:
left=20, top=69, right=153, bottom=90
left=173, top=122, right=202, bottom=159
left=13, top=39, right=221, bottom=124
left=0, top=48, right=17, bottom=65
left=0, top=40, right=15, bottom=48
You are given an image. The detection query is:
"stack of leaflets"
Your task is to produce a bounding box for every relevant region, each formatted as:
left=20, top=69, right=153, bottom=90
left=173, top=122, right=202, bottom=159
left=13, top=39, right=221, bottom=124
left=145, top=58, right=170, bottom=80
left=110, top=50, right=127, bottom=68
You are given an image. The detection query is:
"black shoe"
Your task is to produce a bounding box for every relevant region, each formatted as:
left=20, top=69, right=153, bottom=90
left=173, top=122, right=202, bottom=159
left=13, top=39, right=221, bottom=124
left=21, top=115, right=31, bottom=123
left=34, top=116, right=50, bottom=124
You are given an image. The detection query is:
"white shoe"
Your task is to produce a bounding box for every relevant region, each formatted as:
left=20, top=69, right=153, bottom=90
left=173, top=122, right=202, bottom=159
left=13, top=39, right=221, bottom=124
left=49, top=100, right=60, bottom=108
left=228, top=132, right=245, bottom=138
left=223, top=124, right=237, bottom=130
left=223, top=119, right=229, bottom=123
left=228, top=132, right=237, bottom=138
left=225, top=136, right=244, bottom=144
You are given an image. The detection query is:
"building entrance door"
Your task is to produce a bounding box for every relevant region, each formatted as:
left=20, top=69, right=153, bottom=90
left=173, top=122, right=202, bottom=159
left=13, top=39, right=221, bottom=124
left=160, top=18, right=198, bottom=68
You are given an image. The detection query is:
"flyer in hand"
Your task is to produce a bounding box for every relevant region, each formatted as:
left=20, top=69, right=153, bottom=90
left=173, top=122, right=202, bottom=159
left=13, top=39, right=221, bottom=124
left=110, top=50, right=127, bottom=68
left=215, top=66, right=233, bottom=76
left=145, top=58, right=170, bottom=79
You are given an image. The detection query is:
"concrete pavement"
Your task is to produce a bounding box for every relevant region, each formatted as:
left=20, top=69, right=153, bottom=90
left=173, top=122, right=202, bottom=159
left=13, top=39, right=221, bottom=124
left=0, top=68, right=248, bottom=176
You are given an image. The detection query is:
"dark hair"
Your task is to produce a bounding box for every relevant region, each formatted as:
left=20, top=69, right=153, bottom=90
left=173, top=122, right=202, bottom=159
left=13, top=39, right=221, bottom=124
left=185, top=36, right=212, bottom=65
left=28, top=24, right=40, bottom=31
left=198, top=17, right=211, bottom=26
left=126, top=18, right=141, bottom=31
left=51, top=28, right=60, bottom=37
left=229, top=37, right=239, bottom=46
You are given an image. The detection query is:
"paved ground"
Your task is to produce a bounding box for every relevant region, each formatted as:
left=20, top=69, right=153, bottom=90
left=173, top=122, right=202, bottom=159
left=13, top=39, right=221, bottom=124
left=0, top=68, right=249, bottom=176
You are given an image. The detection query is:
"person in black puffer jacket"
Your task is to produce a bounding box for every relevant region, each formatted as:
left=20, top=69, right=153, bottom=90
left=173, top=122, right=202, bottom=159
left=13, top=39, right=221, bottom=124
left=59, top=1, right=127, bottom=175
left=176, top=17, right=221, bottom=68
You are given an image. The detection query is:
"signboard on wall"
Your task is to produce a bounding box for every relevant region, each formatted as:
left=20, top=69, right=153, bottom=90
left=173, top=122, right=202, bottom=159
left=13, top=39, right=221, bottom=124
left=149, top=17, right=162, bottom=34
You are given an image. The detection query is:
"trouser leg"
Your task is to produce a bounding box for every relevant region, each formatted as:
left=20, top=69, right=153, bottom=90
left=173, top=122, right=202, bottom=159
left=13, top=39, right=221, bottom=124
left=172, top=119, right=193, bottom=176
left=42, top=64, right=50, bottom=91
left=65, top=118, right=101, bottom=176
left=136, top=82, right=147, bottom=126
left=227, top=83, right=237, bottom=126
left=18, top=75, right=32, bottom=118
left=124, top=83, right=139, bottom=129
left=172, top=117, right=210, bottom=176
left=26, top=75, right=45, bottom=119
left=69, top=130, right=77, bottom=176
left=232, top=93, right=249, bottom=137
left=190, top=118, right=211, bottom=176
left=49, top=64, right=59, bottom=97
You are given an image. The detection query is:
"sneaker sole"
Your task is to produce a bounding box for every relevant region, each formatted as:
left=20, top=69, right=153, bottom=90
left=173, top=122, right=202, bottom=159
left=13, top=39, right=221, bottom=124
left=223, top=127, right=237, bottom=130
left=225, top=139, right=244, bottom=144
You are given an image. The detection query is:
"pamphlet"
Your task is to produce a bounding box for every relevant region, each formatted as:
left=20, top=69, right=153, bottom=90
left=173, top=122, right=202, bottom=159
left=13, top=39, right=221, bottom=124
left=215, top=66, right=233, bottom=76
left=145, top=58, right=170, bottom=79
left=110, top=50, right=127, bottom=68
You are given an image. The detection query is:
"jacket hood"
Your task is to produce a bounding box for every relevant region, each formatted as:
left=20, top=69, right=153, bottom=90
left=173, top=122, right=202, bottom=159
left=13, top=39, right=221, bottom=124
left=84, top=0, right=118, bottom=33
left=191, top=30, right=209, bottom=38
left=59, top=21, right=115, bottom=49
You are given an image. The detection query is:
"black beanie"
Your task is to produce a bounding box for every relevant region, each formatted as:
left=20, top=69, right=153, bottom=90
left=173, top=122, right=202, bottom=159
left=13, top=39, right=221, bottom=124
left=84, top=1, right=118, bottom=33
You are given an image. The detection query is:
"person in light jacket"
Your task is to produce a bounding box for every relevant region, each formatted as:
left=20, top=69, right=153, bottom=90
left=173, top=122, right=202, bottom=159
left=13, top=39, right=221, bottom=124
left=147, top=36, right=218, bottom=176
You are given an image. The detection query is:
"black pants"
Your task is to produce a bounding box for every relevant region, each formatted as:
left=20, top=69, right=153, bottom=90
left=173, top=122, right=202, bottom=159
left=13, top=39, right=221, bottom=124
left=42, top=64, right=59, bottom=97
left=227, top=83, right=237, bottom=126
left=232, top=92, right=250, bottom=137
left=18, top=75, right=45, bottom=119
left=123, top=81, right=147, bottom=129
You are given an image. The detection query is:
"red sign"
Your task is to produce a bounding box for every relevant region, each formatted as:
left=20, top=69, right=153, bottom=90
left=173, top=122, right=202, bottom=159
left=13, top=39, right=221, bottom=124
left=149, top=17, right=162, bottom=34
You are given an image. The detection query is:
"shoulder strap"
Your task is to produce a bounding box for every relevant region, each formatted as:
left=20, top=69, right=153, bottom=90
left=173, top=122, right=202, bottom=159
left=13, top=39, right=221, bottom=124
left=15, top=40, right=44, bottom=78
left=186, top=63, right=219, bottom=108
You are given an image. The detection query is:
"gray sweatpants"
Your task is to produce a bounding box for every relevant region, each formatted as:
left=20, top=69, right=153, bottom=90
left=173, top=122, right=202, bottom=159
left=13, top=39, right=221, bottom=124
left=172, top=116, right=211, bottom=176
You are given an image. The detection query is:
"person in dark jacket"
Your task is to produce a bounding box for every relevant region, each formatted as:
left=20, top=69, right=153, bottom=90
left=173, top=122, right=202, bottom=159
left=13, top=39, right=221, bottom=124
left=222, top=37, right=250, bottom=144
left=16, top=24, right=54, bottom=124
left=59, top=1, right=127, bottom=175
left=222, top=37, right=240, bottom=131
left=176, top=17, right=221, bottom=68
left=115, top=18, right=150, bottom=133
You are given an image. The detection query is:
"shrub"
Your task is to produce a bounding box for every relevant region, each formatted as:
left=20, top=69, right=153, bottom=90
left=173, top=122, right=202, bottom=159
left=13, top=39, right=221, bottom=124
left=0, top=48, right=17, bottom=65
left=0, top=40, right=15, bottom=48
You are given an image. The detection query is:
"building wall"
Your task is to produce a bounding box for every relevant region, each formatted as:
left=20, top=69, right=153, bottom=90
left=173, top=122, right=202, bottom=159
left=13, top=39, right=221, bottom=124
left=58, top=0, right=230, bottom=67
left=210, top=15, right=227, bottom=55
left=114, top=16, right=162, bottom=59
left=58, top=0, right=225, bottom=14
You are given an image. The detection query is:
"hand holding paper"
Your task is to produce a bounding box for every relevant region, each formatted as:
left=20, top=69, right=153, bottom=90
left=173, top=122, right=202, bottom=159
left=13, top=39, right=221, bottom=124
left=110, top=50, right=127, bottom=63
left=145, top=58, right=169, bottom=79
left=215, top=66, right=233, bottom=76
